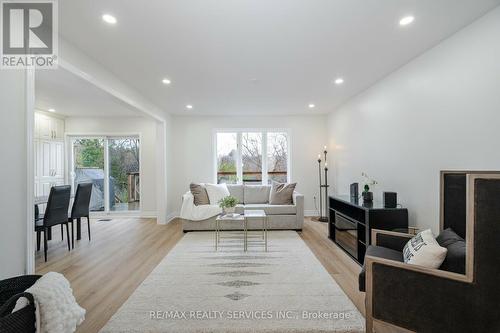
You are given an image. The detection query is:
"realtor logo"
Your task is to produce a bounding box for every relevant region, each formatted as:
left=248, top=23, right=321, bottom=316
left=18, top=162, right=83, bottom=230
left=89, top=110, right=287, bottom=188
left=1, top=0, right=58, bottom=69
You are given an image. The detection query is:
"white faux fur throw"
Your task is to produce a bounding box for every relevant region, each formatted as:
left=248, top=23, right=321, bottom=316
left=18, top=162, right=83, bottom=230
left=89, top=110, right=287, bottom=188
left=180, top=191, right=222, bottom=221
left=14, top=272, right=85, bottom=333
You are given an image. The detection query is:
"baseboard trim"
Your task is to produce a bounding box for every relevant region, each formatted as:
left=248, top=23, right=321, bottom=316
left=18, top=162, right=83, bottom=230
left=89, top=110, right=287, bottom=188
left=304, top=210, right=319, bottom=217
left=166, top=212, right=179, bottom=224
left=90, top=211, right=157, bottom=219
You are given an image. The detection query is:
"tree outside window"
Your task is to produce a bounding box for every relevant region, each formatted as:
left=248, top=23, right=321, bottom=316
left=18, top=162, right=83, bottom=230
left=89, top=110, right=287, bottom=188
left=216, top=131, right=289, bottom=184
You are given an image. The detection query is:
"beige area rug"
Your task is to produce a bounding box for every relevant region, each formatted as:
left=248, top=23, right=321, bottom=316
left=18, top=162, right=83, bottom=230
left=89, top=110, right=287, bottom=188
left=100, top=231, right=365, bottom=332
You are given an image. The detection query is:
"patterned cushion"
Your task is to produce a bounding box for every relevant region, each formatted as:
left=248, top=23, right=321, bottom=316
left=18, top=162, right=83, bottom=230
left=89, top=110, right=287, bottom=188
left=403, top=229, right=447, bottom=269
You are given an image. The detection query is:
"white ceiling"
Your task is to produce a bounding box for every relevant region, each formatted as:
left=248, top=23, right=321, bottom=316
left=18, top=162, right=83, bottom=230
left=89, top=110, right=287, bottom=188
left=35, top=67, right=143, bottom=117
left=58, top=0, right=500, bottom=116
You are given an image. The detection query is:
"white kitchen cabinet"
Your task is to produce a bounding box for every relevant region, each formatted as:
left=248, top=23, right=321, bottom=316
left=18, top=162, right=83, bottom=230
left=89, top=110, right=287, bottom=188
left=34, top=112, right=65, bottom=140
left=37, top=113, right=52, bottom=139
left=52, top=118, right=65, bottom=139
left=38, top=140, right=64, bottom=179
left=34, top=112, right=66, bottom=199
left=40, top=140, right=52, bottom=179
left=51, top=141, right=64, bottom=178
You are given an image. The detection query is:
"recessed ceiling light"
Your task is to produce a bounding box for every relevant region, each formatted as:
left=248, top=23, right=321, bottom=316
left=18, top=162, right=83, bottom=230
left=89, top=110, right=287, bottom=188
left=186, top=105, right=193, bottom=109
left=48, top=108, right=55, bottom=113
left=162, top=78, right=171, bottom=85
left=334, top=78, right=344, bottom=85
left=308, top=104, right=315, bottom=109
left=102, top=14, right=117, bottom=24
left=399, top=16, right=415, bottom=26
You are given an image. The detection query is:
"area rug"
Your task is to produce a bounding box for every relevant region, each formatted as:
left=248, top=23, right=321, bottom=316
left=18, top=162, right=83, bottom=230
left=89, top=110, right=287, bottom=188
left=100, top=231, right=365, bottom=332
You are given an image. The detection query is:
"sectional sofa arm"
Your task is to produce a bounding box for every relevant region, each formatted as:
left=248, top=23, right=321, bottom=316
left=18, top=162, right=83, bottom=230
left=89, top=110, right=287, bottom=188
left=293, top=191, right=304, bottom=228
left=371, top=229, right=414, bottom=252
left=292, top=191, right=304, bottom=205
left=365, top=255, right=473, bottom=333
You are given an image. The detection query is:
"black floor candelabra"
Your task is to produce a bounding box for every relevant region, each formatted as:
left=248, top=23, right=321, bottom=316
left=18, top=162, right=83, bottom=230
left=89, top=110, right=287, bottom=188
left=316, top=146, right=329, bottom=222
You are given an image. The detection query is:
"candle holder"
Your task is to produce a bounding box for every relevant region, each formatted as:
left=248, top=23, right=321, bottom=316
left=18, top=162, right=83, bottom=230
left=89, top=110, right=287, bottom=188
left=315, top=148, right=329, bottom=223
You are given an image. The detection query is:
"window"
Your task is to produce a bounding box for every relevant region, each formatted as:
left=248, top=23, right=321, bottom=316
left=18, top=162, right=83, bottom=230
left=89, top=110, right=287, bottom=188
left=216, top=132, right=238, bottom=184
left=215, top=130, right=289, bottom=184
left=242, top=132, right=262, bottom=184
left=267, top=132, right=288, bottom=183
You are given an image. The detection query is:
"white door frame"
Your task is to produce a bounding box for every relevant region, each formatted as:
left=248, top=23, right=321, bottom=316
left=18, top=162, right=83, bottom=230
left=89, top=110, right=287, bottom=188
left=26, top=69, right=35, bottom=274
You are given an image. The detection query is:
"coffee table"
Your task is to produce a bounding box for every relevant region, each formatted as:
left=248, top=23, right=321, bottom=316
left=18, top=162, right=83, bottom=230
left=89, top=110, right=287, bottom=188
left=244, top=210, right=268, bottom=252
left=215, top=213, right=246, bottom=251
left=215, top=210, right=268, bottom=252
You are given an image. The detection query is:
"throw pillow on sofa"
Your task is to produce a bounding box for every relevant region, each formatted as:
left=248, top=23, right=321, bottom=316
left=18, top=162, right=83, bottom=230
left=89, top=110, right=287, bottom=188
left=244, top=185, right=271, bottom=204
left=205, top=183, right=230, bottom=205
left=403, top=229, right=448, bottom=269
left=436, top=228, right=466, bottom=274
left=190, top=183, right=210, bottom=206
left=269, top=182, right=297, bottom=205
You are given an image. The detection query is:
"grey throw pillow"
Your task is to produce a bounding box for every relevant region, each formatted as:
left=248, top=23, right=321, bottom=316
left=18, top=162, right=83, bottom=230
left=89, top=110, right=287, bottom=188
left=190, top=183, right=210, bottom=206
left=269, top=182, right=296, bottom=205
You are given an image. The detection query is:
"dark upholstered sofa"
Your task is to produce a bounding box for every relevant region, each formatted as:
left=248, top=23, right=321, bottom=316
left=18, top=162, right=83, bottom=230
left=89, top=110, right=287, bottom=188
left=358, top=227, right=466, bottom=292
left=361, top=171, right=500, bottom=333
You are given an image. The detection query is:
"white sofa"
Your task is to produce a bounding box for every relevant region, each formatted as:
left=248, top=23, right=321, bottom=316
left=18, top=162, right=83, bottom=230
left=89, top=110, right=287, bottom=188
left=181, top=184, right=304, bottom=232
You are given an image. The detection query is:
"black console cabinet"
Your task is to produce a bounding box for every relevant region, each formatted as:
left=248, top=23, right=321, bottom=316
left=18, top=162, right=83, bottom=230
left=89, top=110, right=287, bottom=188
left=328, top=195, right=408, bottom=265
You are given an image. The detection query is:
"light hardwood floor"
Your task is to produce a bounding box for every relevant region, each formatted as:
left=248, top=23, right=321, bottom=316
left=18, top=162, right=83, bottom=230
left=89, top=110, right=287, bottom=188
left=35, top=217, right=364, bottom=333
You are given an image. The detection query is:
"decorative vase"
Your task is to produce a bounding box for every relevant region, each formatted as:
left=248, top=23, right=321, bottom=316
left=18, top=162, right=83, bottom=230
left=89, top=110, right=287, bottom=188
left=224, top=206, right=236, bottom=215
left=362, top=191, right=373, bottom=203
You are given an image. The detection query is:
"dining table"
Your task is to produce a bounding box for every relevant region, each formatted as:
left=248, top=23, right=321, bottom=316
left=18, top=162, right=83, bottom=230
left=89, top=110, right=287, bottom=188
left=34, top=194, right=80, bottom=241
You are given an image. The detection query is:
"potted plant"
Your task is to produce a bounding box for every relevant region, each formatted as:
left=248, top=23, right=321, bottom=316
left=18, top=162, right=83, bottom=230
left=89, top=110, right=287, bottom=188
left=219, top=196, right=238, bottom=215
left=361, top=172, right=378, bottom=203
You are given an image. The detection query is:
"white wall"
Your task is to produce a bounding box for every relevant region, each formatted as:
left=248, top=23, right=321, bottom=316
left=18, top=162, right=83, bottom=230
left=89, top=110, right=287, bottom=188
left=165, top=116, right=177, bottom=221
left=168, top=115, right=328, bottom=215
left=0, top=70, right=28, bottom=279
left=65, top=117, right=159, bottom=216
left=327, top=7, right=500, bottom=233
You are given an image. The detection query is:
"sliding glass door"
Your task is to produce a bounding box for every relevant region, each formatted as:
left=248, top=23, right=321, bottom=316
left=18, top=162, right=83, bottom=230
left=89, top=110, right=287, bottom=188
left=70, top=136, right=140, bottom=213
left=108, top=137, right=140, bottom=211
left=72, top=138, right=105, bottom=211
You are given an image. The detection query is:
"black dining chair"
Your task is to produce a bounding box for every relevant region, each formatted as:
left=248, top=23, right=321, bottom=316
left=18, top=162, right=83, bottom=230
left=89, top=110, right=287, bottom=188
left=69, top=183, right=92, bottom=248
left=35, top=185, right=71, bottom=262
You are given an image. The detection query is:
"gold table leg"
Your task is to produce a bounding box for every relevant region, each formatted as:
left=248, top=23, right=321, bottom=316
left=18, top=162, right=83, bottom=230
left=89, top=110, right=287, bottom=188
left=215, top=219, right=218, bottom=251
left=244, top=218, right=248, bottom=252
left=265, top=216, right=268, bottom=252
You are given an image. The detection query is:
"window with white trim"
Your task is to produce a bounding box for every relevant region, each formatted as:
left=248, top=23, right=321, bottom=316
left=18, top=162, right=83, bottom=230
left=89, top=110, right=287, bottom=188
left=215, top=130, right=290, bottom=185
